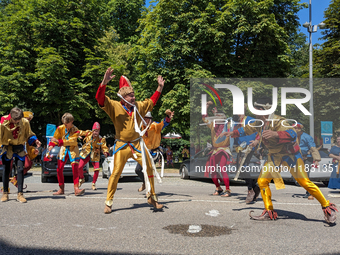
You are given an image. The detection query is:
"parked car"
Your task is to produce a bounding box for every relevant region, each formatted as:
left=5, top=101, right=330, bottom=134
left=179, top=146, right=334, bottom=184
left=41, top=147, right=90, bottom=183
left=179, top=147, right=262, bottom=180
left=102, top=153, right=138, bottom=179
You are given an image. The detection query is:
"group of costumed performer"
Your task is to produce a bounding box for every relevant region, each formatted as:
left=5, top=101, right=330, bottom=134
left=48, top=113, right=85, bottom=196
left=78, top=122, right=109, bottom=190
left=222, top=97, right=337, bottom=224
left=0, top=107, right=41, bottom=203
left=96, top=67, right=165, bottom=214
left=202, top=101, right=232, bottom=197
left=135, top=109, right=174, bottom=193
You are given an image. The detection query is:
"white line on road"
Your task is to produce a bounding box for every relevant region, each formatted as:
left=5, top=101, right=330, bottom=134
left=22, top=194, right=325, bottom=206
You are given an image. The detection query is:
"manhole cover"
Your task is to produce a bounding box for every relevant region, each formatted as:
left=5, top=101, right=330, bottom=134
left=163, top=224, right=232, bottom=237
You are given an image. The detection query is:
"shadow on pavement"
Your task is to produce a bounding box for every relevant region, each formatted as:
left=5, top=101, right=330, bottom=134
left=0, top=239, right=158, bottom=255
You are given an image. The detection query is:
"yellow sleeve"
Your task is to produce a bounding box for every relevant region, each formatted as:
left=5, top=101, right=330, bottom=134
left=137, top=99, right=154, bottom=119
left=79, top=130, right=91, bottom=137
left=154, top=121, right=164, bottom=134
left=53, top=126, right=63, bottom=140
left=26, top=120, right=36, bottom=138
left=101, top=96, right=117, bottom=121
left=100, top=137, right=109, bottom=154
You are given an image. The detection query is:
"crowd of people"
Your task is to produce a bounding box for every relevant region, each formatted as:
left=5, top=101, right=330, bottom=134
left=0, top=67, right=339, bottom=225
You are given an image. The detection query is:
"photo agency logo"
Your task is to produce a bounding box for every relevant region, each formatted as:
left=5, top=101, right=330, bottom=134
left=200, top=82, right=312, bottom=127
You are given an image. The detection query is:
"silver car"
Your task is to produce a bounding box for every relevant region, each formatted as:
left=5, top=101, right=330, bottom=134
left=102, top=154, right=138, bottom=179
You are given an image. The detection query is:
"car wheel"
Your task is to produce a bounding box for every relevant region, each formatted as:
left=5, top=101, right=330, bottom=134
left=41, top=175, right=48, bottom=183
left=103, top=172, right=107, bottom=179
left=180, top=165, right=189, bottom=179
left=84, top=175, right=89, bottom=182
left=322, top=181, right=329, bottom=186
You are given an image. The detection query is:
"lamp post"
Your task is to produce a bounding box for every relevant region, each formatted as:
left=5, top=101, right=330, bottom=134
left=302, top=0, right=326, bottom=139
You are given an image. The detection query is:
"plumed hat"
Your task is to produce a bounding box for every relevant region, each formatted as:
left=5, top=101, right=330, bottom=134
left=118, top=75, right=134, bottom=97
left=92, top=122, right=100, bottom=130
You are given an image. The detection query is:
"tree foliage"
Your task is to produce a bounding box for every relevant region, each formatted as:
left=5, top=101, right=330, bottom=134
left=132, top=0, right=303, bottom=139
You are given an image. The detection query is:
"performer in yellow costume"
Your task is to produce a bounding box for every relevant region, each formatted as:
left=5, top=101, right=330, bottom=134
left=78, top=122, right=109, bottom=190
left=96, top=67, right=165, bottom=214
left=135, top=109, right=174, bottom=192
left=0, top=107, right=40, bottom=203
left=222, top=97, right=337, bottom=224
left=9, top=111, right=40, bottom=189
left=48, top=113, right=85, bottom=196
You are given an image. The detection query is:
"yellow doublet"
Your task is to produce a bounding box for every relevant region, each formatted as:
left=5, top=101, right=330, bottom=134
left=100, top=96, right=154, bottom=206
left=101, top=96, right=153, bottom=145
left=52, top=124, right=80, bottom=162
left=243, top=115, right=292, bottom=189
left=0, top=116, right=35, bottom=158
left=143, top=121, right=164, bottom=150
left=79, top=130, right=109, bottom=162
left=202, top=117, right=230, bottom=148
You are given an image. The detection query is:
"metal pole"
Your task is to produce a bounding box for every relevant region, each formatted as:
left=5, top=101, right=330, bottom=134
left=309, top=0, right=314, bottom=139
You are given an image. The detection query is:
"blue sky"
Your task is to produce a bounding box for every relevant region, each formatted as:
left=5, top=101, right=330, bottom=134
left=145, top=0, right=332, bottom=44
left=298, top=0, right=331, bottom=43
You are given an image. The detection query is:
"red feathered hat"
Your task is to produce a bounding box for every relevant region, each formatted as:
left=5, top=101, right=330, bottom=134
left=92, top=122, right=100, bottom=130
left=118, top=76, right=133, bottom=97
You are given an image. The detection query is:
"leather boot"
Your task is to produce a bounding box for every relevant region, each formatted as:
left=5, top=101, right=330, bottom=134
left=53, top=185, right=65, bottom=195
left=17, top=192, right=27, bottom=203
left=1, top=192, right=9, bottom=202
left=253, top=186, right=260, bottom=201
left=74, top=184, right=85, bottom=196
left=147, top=195, right=163, bottom=210
left=249, top=209, right=278, bottom=220
left=245, top=189, right=255, bottom=204
left=323, top=203, right=338, bottom=224
left=104, top=205, right=112, bottom=214
left=138, top=183, right=145, bottom=192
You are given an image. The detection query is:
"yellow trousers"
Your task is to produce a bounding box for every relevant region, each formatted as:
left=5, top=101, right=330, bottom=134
left=258, top=157, right=330, bottom=210
left=105, top=144, right=156, bottom=207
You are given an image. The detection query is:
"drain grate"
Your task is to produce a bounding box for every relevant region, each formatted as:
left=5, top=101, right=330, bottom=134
left=163, top=224, right=232, bottom=237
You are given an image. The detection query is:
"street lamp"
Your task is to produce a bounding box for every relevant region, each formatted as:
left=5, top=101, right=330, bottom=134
left=302, top=0, right=326, bottom=140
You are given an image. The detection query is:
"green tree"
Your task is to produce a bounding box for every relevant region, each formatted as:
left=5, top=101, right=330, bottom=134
left=132, top=0, right=304, bottom=139
left=0, top=0, right=110, bottom=135
left=107, top=0, right=146, bottom=43
left=311, top=0, right=340, bottom=134
left=315, top=0, right=340, bottom=78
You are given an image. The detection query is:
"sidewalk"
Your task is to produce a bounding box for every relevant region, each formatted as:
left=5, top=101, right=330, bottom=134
left=29, top=165, right=180, bottom=177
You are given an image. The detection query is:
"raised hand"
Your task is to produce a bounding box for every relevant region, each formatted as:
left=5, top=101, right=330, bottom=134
left=101, top=67, right=116, bottom=85
left=156, top=75, right=165, bottom=93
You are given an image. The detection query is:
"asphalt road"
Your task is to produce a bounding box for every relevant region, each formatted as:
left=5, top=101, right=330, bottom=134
left=0, top=173, right=339, bottom=255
